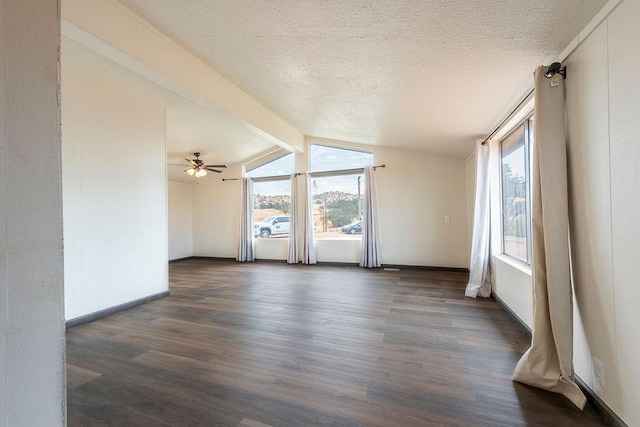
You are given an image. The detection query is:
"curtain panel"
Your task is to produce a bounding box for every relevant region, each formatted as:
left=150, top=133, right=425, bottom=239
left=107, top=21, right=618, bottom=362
left=237, top=177, right=255, bottom=262
left=360, top=166, right=381, bottom=268
left=465, top=142, right=491, bottom=298
left=512, top=66, right=586, bottom=409
left=302, top=174, right=317, bottom=264
left=287, top=175, right=299, bottom=264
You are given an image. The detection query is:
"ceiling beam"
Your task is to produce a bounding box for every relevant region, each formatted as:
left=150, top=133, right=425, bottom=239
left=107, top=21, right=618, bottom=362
left=61, top=0, right=305, bottom=153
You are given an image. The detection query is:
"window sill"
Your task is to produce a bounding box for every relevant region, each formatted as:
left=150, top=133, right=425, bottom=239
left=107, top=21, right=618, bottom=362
left=314, top=237, right=362, bottom=242
left=493, top=254, right=532, bottom=276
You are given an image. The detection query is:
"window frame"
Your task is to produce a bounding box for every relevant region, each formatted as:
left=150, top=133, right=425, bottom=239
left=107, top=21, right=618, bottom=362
left=499, top=115, right=533, bottom=266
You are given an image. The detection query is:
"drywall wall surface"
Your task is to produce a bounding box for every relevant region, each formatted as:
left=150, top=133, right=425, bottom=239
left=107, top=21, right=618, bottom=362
left=62, top=58, right=168, bottom=321
left=168, top=181, right=194, bottom=260
left=375, top=147, right=470, bottom=268
left=255, top=238, right=289, bottom=260
left=565, top=18, right=619, bottom=411
left=599, top=0, right=640, bottom=423
left=490, top=257, right=533, bottom=329
left=561, top=1, right=639, bottom=423
left=316, top=239, right=361, bottom=264
left=0, top=1, right=66, bottom=424
left=192, top=164, right=243, bottom=258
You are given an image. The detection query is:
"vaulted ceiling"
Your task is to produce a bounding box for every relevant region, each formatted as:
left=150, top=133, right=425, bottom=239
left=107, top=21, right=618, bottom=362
left=118, top=0, right=608, bottom=158
left=62, top=36, right=278, bottom=182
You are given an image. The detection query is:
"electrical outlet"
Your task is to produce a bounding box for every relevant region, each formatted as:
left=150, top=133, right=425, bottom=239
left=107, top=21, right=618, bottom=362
left=593, top=357, right=605, bottom=387
left=444, top=215, right=451, bottom=223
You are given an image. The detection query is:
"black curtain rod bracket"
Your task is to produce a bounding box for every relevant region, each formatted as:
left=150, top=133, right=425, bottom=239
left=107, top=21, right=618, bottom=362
left=481, top=63, right=566, bottom=146
left=545, top=62, right=567, bottom=79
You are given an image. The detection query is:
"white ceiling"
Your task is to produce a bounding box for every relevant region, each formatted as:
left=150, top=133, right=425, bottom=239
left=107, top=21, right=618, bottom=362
left=118, top=0, right=608, bottom=158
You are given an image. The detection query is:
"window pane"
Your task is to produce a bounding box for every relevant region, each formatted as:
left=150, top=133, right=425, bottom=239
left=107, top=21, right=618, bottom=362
left=501, top=124, right=529, bottom=263
left=246, top=152, right=294, bottom=178
left=309, top=144, right=373, bottom=172
left=311, top=174, right=363, bottom=239
left=253, top=180, right=291, bottom=239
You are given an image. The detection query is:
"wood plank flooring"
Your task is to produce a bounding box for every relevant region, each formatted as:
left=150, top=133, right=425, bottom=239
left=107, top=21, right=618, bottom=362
left=66, top=259, right=607, bottom=426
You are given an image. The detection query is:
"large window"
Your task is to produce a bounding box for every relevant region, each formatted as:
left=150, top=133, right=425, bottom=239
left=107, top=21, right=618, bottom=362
left=500, top=118, right=533, bottom=263
left=309, top=144, right=372, bottom=239
left=245, top=151, right=293, bottom=239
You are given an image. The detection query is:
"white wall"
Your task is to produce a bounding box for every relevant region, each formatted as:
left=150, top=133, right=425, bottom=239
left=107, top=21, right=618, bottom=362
left=192, top=163, right=243, bottom=258
left=193, top=144, right=470, bottom=269
left=466, top=151, right=476, bottom=262
left=62, top=58, right=168, bottom=321
left=565, top=1, right=639, bottom=423
left=375, top=146, right=469, bottom=268
left=168, top=181, right=194, bottom=260
left=0, top=1, right=66, bottom=424
left=489, top=256, right=533, bottom=328
left=488, top=1, right=640, bottom=424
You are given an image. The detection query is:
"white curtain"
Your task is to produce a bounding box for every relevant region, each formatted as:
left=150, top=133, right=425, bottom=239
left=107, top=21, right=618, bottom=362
left=360, top=166, right=381, bottom=268
left=512, top=65, right=586, bottom=409
left=287, top=175, right=299, bottom=264
left=302, top=174, right=316, bottom=264
left=465, top=142, right=491, bottom=298
left=237, top=177, right=254, bottom=262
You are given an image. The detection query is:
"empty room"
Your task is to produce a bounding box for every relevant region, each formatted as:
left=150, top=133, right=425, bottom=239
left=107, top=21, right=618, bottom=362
left=1, top=0, right=638, bottom=426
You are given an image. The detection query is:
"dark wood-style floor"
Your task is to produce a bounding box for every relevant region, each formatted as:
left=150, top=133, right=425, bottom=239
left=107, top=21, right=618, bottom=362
left=66, top=259, right=607, bottom=426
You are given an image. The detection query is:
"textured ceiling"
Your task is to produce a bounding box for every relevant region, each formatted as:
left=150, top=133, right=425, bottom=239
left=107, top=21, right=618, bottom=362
left=62, top=37, right=278, bottom=182
left=118, top=0, right=608, bottom=158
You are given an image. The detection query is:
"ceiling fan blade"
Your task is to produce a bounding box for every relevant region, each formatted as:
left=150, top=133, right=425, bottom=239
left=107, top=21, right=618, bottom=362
left=204, top=167, right=223, bottom=173
left=185, top=158, right=197, bottom=166
left=168, top=163, right=189, bottom=166
left=206, top=164, right=227, bottom=168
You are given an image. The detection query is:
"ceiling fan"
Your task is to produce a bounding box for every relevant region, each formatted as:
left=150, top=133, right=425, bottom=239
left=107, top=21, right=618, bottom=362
left=169, top=152, right=227, bottom=177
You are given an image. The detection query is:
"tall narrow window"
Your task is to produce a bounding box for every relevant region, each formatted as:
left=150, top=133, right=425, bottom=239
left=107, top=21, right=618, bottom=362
left=245, top=150, right=294, bottom=240
left=500, top=119, right=532, bottom=263
left=310, top=174, right=364, bottom=239
left=309, top=143, right=373, bottom=240
left=253, top=180, right=291, bottom=239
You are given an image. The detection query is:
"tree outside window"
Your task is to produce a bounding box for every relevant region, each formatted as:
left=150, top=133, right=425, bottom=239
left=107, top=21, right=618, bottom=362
left=500, top=119, right=532, bottom=264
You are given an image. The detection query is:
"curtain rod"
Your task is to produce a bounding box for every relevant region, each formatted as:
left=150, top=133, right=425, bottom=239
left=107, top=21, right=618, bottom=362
left=222, top=164, right=386, bottom=182
left=481, top=88, right=534, bottom=145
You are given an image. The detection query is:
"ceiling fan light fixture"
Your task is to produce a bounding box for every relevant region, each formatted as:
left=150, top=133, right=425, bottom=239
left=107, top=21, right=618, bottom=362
left=175, top=152, right=225, bottom=177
